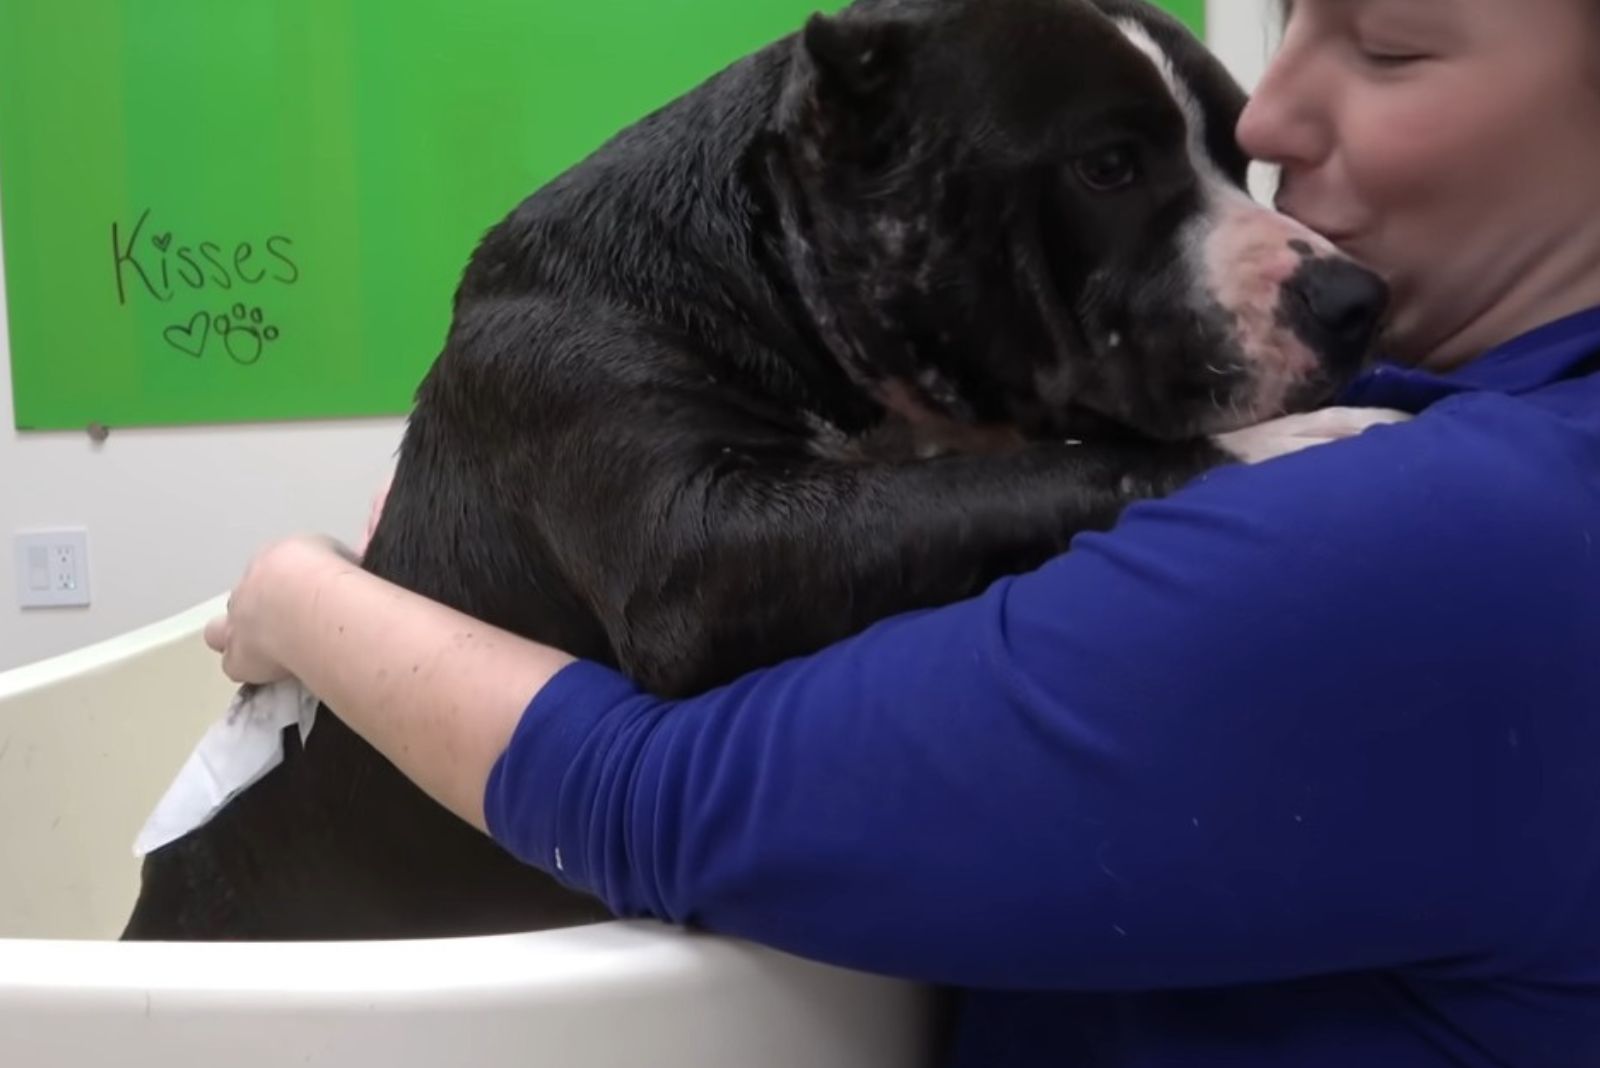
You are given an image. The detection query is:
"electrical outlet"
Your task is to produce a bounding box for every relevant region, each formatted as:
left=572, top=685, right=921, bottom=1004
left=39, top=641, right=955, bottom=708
left=14, top=529, right=91, bottom=608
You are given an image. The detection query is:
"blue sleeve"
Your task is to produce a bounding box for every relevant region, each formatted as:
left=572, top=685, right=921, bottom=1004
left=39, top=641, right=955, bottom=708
left=485, top=397, right=1600, bottom=990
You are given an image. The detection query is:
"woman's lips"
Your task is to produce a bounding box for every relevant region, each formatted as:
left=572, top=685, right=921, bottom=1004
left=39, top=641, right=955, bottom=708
left=1272, top=196, right=1359, bottom=244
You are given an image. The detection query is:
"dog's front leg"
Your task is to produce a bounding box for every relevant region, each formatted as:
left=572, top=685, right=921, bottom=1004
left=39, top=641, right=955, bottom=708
left=582, top=436, right=1229, bottom=696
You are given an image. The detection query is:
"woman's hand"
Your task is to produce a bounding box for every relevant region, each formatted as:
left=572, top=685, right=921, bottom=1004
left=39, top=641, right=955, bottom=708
left=204, top=535, right=360, bottom=685
left=200, top=529, right=572, bottom=833
left=1214, top=406, right=1411, bottom=465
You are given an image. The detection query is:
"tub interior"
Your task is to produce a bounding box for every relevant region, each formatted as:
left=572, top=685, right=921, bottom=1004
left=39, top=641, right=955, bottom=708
left=0, top=597, right=933, bottom=1067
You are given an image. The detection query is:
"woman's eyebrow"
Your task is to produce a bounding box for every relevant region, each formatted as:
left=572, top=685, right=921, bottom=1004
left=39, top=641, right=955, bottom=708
left=1298, top=0, right=1452, bottom=17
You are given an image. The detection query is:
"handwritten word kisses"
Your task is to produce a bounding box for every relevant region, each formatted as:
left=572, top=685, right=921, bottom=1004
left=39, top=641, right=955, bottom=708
left=112, top=208, right=298, bottom=364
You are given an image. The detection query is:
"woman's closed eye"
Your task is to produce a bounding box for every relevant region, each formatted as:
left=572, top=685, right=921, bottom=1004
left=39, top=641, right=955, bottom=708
left=1355, top=45, right=1433, bottom=68
left=1349, top=2, right=1462, bottom=71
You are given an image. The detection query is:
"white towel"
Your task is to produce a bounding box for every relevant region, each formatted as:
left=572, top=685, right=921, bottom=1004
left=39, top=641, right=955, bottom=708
left=133, top=679, right=319, bottom=857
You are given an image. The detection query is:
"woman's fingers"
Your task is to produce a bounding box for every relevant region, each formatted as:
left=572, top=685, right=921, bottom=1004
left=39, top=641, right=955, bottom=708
left=204, top=614, right=230, bottom=655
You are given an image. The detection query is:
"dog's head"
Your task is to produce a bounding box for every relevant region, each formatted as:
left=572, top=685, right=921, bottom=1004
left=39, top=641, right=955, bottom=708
left=768, top=0, right=1387, bottom=441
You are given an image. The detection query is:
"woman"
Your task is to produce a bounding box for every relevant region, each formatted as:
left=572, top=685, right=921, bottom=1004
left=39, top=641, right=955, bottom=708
left=206, top=0, right=1600, bottom=1063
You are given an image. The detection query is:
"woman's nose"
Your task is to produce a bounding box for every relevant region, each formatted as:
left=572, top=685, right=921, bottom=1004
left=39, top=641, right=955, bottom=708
left=1236, top=55, right=1327, bottom=171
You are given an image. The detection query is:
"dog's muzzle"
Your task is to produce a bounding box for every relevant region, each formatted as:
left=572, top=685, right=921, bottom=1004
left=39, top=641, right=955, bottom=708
left=1282, top=257, right=1389, bottom=373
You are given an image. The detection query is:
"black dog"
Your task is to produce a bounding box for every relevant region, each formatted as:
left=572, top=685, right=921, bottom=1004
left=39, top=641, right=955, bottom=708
left=123, top=0, right=1386, bottom=941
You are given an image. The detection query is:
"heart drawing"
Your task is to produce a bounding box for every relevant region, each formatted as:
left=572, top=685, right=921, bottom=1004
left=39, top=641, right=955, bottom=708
left=163, top=311, right=209, bottom=357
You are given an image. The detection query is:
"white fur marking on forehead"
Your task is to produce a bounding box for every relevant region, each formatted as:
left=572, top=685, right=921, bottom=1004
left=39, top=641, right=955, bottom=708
left=1113, top=20, right=1203, bottom=151
left=1111, top=17, right=1227, bottom=193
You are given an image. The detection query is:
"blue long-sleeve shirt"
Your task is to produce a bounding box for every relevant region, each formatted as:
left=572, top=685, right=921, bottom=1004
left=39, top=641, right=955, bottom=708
left=486, top=305, right=1600, bottom=1067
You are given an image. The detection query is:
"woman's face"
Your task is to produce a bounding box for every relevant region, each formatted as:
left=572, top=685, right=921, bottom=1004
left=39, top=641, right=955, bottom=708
left=1237, top=0, right=1600, bottom=368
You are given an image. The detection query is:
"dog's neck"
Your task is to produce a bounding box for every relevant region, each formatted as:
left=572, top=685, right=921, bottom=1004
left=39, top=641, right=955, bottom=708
left=584, top=45, right=891, bottom=433
left=751, top=121, right=992, bottom=439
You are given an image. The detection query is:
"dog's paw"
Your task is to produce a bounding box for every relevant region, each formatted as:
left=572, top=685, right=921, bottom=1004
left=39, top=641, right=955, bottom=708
left=1214, top=406, right=1411, bottom=465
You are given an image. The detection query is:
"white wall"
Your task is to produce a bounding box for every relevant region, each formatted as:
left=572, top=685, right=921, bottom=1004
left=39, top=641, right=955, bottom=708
left=0, top=1, right=1280, bottom=671
left=1209, top=0, right=1279, bottom=92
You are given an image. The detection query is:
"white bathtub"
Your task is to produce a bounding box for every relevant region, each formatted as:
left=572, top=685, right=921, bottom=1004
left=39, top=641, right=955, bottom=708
left=0, top=598, right=935, bottom=1066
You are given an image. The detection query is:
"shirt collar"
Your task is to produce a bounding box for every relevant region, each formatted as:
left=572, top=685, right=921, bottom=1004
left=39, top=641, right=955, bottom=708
left=1337, top=303, right=1600, bottom=412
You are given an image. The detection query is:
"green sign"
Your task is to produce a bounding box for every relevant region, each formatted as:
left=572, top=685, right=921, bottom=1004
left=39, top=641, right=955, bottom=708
left=0, top=0, right=1204, bottom=431
left=1162, top=0, right=1206, bottom=36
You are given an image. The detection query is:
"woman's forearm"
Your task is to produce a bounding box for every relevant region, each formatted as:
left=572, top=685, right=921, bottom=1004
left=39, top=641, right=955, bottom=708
left=262, top=544, right=574, bottom=832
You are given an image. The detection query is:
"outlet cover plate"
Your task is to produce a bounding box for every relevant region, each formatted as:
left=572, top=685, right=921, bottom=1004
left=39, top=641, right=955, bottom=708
left=14, top=528, right=91, bottom=608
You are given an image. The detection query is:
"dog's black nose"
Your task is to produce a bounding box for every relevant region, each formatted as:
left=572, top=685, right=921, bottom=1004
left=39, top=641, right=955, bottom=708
left=1286, top=258, right=1389, bottom=362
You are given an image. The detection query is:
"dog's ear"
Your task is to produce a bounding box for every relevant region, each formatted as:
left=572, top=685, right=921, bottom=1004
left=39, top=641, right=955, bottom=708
left=799, top=11, right=907, bottom=99
left=778, top=12, right=916, bottom=156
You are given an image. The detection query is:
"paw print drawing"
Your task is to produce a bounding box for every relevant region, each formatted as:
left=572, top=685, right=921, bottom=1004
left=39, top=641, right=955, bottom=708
left=214, top=303, right=280, bottom=366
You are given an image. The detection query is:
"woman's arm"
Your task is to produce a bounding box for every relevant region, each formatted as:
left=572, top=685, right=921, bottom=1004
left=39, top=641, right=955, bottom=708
left=206, top=412, right=1391, bottom=840
left=208, top=404, right=1591, bottom=991
left=474, top=408, right=1587, bottom=989
left=205, top=537, right=571, bottom=832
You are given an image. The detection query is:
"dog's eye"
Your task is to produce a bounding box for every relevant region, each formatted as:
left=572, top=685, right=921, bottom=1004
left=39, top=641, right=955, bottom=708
left=1073, top=144, right=1140, bottom=193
